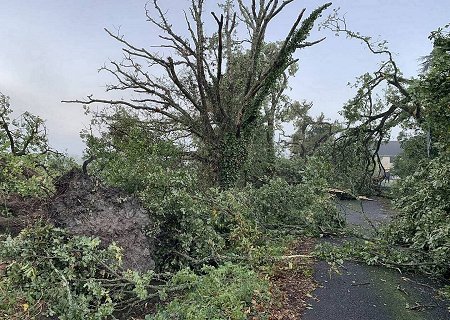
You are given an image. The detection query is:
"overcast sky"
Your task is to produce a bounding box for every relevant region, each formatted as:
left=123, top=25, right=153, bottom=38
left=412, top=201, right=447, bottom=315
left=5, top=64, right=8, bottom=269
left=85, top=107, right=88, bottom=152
left=1, top=0, right=448, bottom=156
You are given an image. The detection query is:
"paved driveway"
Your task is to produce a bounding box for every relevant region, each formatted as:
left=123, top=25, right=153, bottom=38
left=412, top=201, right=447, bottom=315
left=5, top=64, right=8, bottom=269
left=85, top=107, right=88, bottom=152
left=302, top=199, right=450, bottom=320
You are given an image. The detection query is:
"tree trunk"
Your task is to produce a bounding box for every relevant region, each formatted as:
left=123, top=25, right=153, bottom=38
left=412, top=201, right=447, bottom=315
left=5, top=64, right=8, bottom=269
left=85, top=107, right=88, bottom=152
left=216, top=133, right=248, bottom=189
left=266, top=117, right=276, bottom=176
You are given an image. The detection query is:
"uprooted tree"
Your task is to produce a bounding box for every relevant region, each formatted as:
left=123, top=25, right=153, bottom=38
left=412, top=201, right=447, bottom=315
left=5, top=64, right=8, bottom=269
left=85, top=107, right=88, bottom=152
left=65, top=0, right=331, bottom=188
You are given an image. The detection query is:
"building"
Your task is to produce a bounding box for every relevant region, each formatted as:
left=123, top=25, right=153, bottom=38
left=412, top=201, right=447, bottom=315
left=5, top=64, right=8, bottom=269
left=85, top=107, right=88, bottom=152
left=378, top=141, right=402, bottom=172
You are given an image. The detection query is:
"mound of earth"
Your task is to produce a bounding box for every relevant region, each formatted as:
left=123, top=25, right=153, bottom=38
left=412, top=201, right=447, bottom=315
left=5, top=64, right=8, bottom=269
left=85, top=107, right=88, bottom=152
left=49, top=169, right=155, bottom=272
left=0, top=194, right=47, bottom=235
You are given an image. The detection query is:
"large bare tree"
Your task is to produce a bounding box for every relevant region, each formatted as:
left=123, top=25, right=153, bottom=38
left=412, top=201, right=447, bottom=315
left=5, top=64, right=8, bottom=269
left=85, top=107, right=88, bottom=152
left=65, top=0, right=331, bottom=187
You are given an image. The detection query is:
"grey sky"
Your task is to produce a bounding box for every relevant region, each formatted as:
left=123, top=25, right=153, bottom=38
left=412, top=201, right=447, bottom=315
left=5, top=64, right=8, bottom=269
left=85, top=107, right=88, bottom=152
left=1, top=0, right=448, bottom=155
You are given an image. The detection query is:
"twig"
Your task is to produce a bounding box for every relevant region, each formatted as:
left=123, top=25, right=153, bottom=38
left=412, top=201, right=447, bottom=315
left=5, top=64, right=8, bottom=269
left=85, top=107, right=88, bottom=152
left=351, top=282, right=371, bottom=286
left=279, top=254, right=312, bottom=259
left=406, top=302, right=436, bottom=311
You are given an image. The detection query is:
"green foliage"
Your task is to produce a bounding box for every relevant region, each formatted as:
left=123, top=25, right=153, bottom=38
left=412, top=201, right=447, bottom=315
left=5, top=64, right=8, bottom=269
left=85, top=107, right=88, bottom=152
left=0, top=93, right=76, bottom=204
left=418, top=25, right=450, bottom=149
left=315, top=236, right=433, bottom=272
left=0, top=151, right=76, bottom=201
left=0, top=224, right=123, bottom=319
left=327, top=136, right=378, bottom=195
left=83, top=108, right=189, bottom=194
left=379, top=25, right=450, bottom=277
left=149, top=174, right=342, bottom=270
left=0, top=152, right=51, bottom=198
left=386, top=153, right=450, bottom=275
left=282, top=101, right=340, bottom=160
left=240, top=120, right=274, bottom=186
left=0, top=220, right=282, bottom=319
left=0, top=93, right=48, bottom=156
left=0, top=224, right=208, bottom=319
left=0, top=95, right=77, bottom=256
left=217, top=133, right=248, bottom=189
left=247, top=3, right=332, bottom=131
left=142, top=187, right=244, bottom=271
left=250, top=178, right=303, bottom=225
left=439, top=286, right=450, bottom=300
left=249, top=180, right=341, bottom=233
left=147, top=263, right=270, bottom=320
left=315, top=154, right=450, bottom=278
left=392, top=132, right=429, bottom=178
left=140, top=173, right=341, bottom=271
left=273, top=157, right=305, bottom=185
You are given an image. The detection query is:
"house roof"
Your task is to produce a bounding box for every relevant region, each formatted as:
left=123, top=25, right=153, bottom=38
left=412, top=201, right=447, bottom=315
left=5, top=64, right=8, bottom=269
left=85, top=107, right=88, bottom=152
left=378, top=141, right=402, bottom=156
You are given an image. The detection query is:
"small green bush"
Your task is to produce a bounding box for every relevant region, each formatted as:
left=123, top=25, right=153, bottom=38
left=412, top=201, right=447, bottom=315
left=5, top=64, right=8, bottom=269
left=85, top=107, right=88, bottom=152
left=142, top=186, right=262, bottom=271
left=144, top=178, right=341, bottom=271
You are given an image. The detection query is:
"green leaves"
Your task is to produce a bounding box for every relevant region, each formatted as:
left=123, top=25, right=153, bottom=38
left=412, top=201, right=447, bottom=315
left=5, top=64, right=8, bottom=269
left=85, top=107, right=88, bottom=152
left=0, top=225, right=109, bottom=318
left=0, top=224, right=158, bottom=319
left=387, top=153, right=450, bottom=275
left=0, top=93, right=76, bottom=205
left=147, top=263, right=269, bottom=320
left=0, top=93, right=49, bottom=156
left=83, top=108, right=189, bottom=194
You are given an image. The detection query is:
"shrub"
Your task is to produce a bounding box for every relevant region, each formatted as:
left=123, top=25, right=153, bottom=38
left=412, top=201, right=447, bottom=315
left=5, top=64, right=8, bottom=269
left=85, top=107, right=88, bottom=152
left=144, top=176, right=342, bottom=271
left=0, top=151, right=75, bottom=201
left=143, top=187, right=228, bottom=271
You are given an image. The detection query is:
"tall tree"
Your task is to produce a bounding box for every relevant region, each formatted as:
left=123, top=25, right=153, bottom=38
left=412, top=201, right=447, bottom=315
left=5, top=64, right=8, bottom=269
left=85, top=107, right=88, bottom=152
left=321, top=16, right=448, bottom=192
left=65, top=0, right=331, bottom=188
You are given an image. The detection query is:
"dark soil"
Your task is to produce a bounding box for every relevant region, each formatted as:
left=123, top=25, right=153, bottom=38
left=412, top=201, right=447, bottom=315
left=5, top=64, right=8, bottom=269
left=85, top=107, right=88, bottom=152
left=49, top=169, right=156, bottom=272
left=0, top=193, right=48, bottom=235
left=1, top=169, right=157, bottom=273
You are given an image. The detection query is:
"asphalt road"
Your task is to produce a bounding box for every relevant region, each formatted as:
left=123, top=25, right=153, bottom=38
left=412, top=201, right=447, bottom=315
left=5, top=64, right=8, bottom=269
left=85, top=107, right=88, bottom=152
left=302, top=199, right=450, bottom=320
